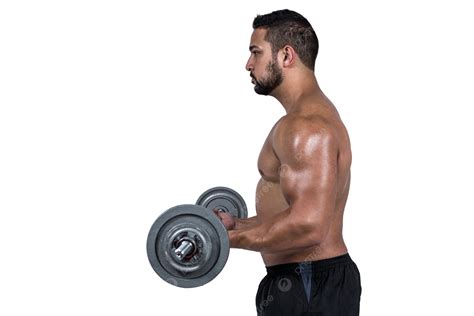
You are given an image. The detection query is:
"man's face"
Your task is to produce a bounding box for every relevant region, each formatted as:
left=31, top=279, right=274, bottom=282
left=246, top=28, right=283, bottom=96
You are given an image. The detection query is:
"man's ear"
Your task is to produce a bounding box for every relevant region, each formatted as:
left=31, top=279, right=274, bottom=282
left=281, top=45, right=297, bottom=67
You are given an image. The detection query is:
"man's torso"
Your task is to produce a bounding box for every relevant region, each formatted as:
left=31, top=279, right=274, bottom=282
left=256, top=96, right=352, bottom=266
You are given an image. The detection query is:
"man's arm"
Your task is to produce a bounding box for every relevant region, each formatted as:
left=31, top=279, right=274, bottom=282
left=234, top=216, right=260, bottom=230
left=229, top=118, right=339, bottom=253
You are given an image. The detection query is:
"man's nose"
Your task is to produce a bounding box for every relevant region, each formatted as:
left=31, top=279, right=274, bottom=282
left=245, top=58, right=253, bottom=72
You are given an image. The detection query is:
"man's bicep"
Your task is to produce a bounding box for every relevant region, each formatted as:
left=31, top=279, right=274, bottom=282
left=277, top=130, right=339, bottom=218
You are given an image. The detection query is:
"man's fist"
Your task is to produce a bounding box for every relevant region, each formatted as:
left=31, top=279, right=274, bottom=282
left=213, top=209, right=236, bottom=230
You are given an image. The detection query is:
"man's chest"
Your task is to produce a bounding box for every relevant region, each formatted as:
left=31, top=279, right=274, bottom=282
left=257, top=135, right=281, bottom=182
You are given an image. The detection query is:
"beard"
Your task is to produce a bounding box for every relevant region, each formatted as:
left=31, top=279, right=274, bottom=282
left=253, top=60, right=283, bottom=96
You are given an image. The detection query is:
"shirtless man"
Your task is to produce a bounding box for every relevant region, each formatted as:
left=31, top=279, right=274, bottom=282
left=215, top=9, right=361, bottom=315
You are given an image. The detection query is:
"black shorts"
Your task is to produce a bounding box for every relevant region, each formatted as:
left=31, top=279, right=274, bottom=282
left=255, top=254, right=361, bottom=316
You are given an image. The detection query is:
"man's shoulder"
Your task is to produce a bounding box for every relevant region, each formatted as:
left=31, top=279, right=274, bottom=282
left=274, top=112, right=334, bottom=140
left=272, top=113, right=337, bottom=158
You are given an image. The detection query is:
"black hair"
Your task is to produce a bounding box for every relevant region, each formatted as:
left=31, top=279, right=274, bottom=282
left=253, top=9, right=319, bottom=70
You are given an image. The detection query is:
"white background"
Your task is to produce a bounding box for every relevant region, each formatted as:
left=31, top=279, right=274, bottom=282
left=1, top=0, right=473, bottom=315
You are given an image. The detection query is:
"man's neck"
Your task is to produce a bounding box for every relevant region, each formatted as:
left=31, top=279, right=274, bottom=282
left=271, top=72, right=323, bottom=114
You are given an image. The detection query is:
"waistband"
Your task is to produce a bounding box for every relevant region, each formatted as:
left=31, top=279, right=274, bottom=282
left=265, top=253, right=353, bottom=274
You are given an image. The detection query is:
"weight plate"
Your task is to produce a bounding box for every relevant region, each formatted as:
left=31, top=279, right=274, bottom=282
left=146, top=204, right=229, bottom=288
left=196, top=187, right=248, bottom=219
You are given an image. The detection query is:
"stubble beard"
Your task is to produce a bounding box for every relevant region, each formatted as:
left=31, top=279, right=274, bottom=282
left=253, top=60, right=283, bottom=96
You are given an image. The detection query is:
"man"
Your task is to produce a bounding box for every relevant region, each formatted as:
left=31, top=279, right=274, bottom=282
left=215, top=9, right=361, bottom=315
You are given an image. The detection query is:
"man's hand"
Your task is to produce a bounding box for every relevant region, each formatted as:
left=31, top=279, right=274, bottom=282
left=213, top=209, right=236, bottom=230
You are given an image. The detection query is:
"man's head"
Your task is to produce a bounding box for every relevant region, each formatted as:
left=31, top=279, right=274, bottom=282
left=253, top=9, right=319, bottom=71
left=246, top=9, right=319, bottom=95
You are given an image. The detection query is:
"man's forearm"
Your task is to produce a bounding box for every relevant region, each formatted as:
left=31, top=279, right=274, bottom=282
left=233, top=215, right=260, bottom=230
left=228, top=208, right=321, bottom=253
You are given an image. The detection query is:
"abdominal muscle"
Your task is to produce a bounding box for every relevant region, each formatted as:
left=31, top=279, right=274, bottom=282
left=255, top=177, right=348, bottom=267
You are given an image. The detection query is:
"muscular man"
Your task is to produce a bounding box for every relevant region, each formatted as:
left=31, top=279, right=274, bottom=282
left=215, top=9, right=361, bottom=315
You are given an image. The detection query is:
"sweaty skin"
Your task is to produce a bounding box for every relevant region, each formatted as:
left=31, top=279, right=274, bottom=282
left=223, top=28, right=352, bottom=266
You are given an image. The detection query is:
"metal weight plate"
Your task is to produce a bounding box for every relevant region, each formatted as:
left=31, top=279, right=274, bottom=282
left=196, top=187, right=248, bottom=219
left=146, top=204, right=229, bottom=288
